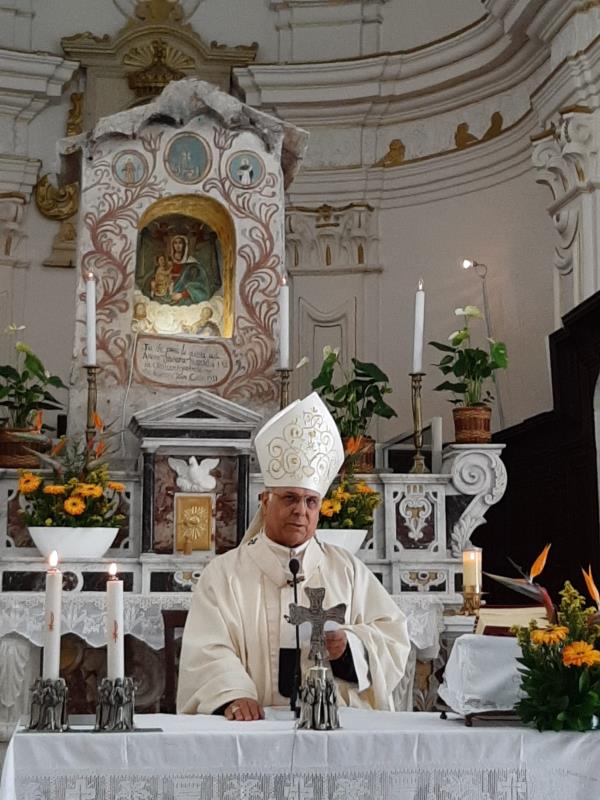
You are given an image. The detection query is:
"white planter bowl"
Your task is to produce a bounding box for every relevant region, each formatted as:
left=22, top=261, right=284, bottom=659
left=315, top=528, right=367, bottom=554
left=28, top=526, right=119, bottom=560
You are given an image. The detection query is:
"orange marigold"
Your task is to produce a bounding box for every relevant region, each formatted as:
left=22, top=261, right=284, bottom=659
left=562, top=641, right=600, bottom=668
left=63, top=496, right=86, bottom=516
left=18, top=473, right=42, bottom=494
left=108, top=481, right=125, bottom=493
left=531, top=626, right=568, bottom=646
left=320, top=499, right=341, bottom=517
left=43, top=484, right=67, bottom=496
left=356, top=482, right=375, bottom=494
left=76, top=483, right=103, bottom=499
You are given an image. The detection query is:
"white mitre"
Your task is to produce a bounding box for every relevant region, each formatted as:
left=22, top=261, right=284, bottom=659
left=241, top=393, right=344, bottom=544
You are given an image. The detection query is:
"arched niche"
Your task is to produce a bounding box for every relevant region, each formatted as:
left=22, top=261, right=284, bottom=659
left=135, top=195, right=235, bottom=338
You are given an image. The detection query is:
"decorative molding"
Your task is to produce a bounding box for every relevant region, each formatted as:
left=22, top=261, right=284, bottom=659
left=66, top=92, right=84, bottom=137
left=126, top=38, right=189, bottom=100
left=34, top=175, right=78, bottom=221
left=0, top=194, right=28, bottom=269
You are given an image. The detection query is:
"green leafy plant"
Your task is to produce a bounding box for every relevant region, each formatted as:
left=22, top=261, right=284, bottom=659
left=515, top=581, right=600, bottom=731
left=17, top=415, right=125, bottom=528
left=429, top=305, right=507, bottom=406
left=310, top=346, right=397, bottom=438
left=319, top=476, right=382, bottom=529
left=0, top=334, right=66, bottom=429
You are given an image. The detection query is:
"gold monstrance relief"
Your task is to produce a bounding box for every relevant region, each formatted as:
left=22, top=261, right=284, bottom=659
left=174, top=493, right=214, bottom=552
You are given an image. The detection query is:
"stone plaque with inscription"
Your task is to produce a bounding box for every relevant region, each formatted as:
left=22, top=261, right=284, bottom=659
left=135, top=335, right=232, bottom=388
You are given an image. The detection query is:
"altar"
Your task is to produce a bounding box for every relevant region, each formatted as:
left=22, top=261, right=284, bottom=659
left=3, top=708, right=600, bottom=800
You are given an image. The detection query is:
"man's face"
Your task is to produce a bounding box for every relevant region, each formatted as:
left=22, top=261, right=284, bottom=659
left=262, top=487, right=321, bottom=548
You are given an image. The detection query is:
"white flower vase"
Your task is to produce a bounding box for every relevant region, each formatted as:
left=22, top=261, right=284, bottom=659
left=315, top=528, right=367, bottom=554
left=28, top=526, right=119, bottom=560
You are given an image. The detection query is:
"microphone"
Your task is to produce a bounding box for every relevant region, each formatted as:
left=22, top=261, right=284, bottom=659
left=288, top=558, right=301, bottom=717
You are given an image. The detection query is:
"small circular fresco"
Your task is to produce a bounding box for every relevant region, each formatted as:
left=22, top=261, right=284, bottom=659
left=112, top=150, right=149, bottom=187
left=227, top=151, right=265, bottom=188
left=164, top=133, right=211, bottom=184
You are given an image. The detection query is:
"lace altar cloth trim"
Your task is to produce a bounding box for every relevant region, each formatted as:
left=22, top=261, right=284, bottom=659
left=0, top=593, right=443, bottom=653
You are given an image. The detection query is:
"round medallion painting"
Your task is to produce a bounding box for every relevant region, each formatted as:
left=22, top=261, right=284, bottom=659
left=112, top=150, right=148, bottom=187
left=227, top=151, right=265, bottom=188
left=164, top=133, right=211, bottom=184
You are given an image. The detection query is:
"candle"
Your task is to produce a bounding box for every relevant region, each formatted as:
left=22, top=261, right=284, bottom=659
left=85, top=271, right=97, bottom=367
left=278, top=275, right=290, bottom=370
left=106, top=562, right=124, bottom=680
left=42, top=550, right=62, bottom=680
left=412, top=279, right=425, bottom=373
left=462, top=546, right=482, bottom=592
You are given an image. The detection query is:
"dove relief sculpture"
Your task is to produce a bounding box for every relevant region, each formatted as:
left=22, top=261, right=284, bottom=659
left=167, top=456, right=219, bottom=492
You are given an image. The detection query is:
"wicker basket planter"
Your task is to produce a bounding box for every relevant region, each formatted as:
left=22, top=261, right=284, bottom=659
left=0, top=428, right=46, bottom=469
left=452, top=406, right=492, bottom=444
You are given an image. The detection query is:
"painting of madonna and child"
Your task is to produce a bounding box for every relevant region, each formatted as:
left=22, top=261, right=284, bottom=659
left=133, top=214, right=225, bottom=338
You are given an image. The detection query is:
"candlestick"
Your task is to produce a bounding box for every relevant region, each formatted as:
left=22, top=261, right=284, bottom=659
left=106, top=563, right=124, bottom=680
left=85, top=271, right=97, bottom=367
left=278, top=276, right=290, bottom=370
left=462, top=546, right=482, bottom=592
left=277, top=367, right=291, bottom=410
left=43, top=550, right=62, bottom=680
left=409, top=372, right=429, bottom=474
left=412, top=279, right=425, bottom=374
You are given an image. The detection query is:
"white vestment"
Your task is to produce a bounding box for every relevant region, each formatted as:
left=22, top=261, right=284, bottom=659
left=177, top=532, right=410, bottom=714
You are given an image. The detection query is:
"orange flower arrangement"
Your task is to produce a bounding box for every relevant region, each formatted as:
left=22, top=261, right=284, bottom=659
left=17, top=415, right=125, bottom=529
left=319, top=478, right=381, bottom=530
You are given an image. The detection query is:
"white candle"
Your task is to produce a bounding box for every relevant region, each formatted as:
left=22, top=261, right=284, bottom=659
left=85, top=271, right=97, bottom=367
left=42, top=550, right=62, bottom=680
left=412, top=279, right=425, bottom=373
left=106, top=563, right=124, bottom=680
left=462, top=547, right=482, bottom=592
left=278, top=276, right=290, bottom=370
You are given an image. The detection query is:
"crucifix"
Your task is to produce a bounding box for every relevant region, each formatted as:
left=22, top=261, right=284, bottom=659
left=287, top=587, right=346, bottom=662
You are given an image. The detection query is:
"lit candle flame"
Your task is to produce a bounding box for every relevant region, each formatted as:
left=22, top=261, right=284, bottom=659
left=108, top=562, right=118, bottom=578
left=48, top=550, right=59, bottom=569
left=86, top=271, right=95, bottom=281
left=418, top=279, right=424, bottom=291
left=281, top=273, right=287, bottom=286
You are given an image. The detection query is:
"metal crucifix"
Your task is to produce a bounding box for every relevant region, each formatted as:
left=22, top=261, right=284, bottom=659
left=287, top=587, right=347, bottom=662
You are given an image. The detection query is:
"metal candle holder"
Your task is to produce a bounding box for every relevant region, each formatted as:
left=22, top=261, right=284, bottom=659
left=85, top=365, right=100, bottom=443
left=459, top=585, right=484, bottom=616
left=277, top=368, right=291, bottom=410
left=28, top=677, right=69, bottom=732
left=409, top=372, right=429, bottom=474
left=95, top=676, right=136, bottom=732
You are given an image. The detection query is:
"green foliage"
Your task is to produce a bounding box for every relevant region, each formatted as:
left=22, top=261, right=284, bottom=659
left=515, top=582, right=600, bottom=731
left=310, top=348, right=397, bottom=438
left=429, top=306, right=508, bottom=407
left=318, top=477, right=382, bottom=530
left=0, top=339, right=66, bottom=428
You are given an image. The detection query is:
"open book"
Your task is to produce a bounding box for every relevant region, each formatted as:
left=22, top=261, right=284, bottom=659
left=475, top=606, right=549, bottom=636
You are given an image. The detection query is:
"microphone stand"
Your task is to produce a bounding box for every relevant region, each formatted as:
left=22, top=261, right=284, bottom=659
left=288, top=558, right=301, bottom=718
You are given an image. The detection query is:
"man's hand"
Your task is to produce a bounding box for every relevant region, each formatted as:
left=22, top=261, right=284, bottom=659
left=224, top=698, right=264, bottom=721
left=325, top=630, right=348, bottom=661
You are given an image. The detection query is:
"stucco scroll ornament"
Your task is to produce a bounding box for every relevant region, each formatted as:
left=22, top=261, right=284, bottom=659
left=443, top=447, right=507, bottom=557
left=398, top=492, right=432, bottom=542
left=34, top=175, right=79, bottom=221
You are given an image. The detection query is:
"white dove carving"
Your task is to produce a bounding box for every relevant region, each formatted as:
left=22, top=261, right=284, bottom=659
left=168, top=456, right=219, bottom=492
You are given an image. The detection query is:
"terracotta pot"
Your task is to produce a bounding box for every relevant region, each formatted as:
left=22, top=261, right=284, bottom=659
left=342, top=435, right=375, bottom=473
left=0, top=428, right=46, bottom=469
left=452, top=406, right=492, bottom=444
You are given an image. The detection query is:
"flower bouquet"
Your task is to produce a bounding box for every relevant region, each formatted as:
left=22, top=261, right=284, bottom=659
left=319, top=477, right=381, bottom=530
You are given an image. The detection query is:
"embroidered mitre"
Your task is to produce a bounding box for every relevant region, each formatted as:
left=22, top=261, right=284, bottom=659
left=254, top=392, right=344, bottom=497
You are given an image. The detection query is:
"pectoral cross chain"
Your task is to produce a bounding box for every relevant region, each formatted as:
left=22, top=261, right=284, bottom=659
left=287, top=587, right=346, bottom=662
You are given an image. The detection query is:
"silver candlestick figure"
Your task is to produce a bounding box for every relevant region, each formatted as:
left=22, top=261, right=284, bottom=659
left=287, top=587, right=346, bottom=730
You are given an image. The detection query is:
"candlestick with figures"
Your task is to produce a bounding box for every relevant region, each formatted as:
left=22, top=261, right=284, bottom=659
left=409, top=372, right=429, bottom=474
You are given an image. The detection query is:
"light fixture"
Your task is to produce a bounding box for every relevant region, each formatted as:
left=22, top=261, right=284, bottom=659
left=459, top=256, right=504, bottom=429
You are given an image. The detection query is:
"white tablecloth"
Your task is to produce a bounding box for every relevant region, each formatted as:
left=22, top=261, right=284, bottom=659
left=0, top=592, right=443, bottom=654
left=438, top=634, right=524, bottom=716
left=3, top=709, right=600, bottom=799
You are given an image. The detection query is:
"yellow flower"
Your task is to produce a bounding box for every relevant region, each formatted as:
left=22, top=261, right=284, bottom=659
left=43, top=485, right=67, bottom=496
left=562, top=641, right=600, bottom=668
left=76, top=483, right=103, bottom=499
left=18, top=473, right=42, bottom=494
left=64, top=496, right=86, bottom=516
left=320, top=499, right=341, bottom=517
left=530, top=626, right=568, bottom=646
left=333, top=487, right=352, bottom=502
left=108, top=481, right=125, bottom=493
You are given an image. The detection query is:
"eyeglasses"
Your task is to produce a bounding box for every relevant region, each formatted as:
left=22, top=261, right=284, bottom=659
left=268, top=491, right=321, bottom=511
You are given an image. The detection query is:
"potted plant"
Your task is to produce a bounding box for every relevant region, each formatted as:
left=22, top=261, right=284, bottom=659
left=310, top=346, right=397, bottom=470
left=316, top=475, right=382, bottom=553
left=16, top=414, right=126, bottom=559
left=0, top=333, right=66, bottom=467
left=429, top=305, right=507, bottom=443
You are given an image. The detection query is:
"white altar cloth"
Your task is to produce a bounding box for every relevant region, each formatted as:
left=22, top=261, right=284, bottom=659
left=3, top=709, right=600, bottom=800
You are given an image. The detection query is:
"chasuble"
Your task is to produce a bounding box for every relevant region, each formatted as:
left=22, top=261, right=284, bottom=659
left=177, top=532, right=410, bottom=714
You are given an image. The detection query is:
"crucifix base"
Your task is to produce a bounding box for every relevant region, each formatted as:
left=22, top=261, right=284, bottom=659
left=297, top=663, right=341, bottom=731
left=28, top=677, right=69, bottom=732
left=94, top=676, right=136, bottom=731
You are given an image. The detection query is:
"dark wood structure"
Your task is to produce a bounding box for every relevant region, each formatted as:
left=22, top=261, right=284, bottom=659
left=476, top=291, right=600, bottom=603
